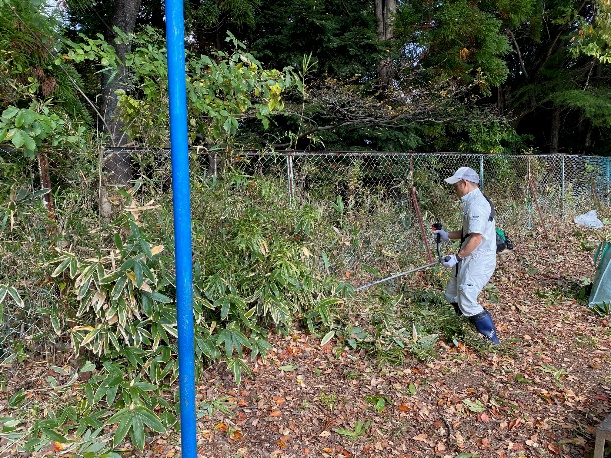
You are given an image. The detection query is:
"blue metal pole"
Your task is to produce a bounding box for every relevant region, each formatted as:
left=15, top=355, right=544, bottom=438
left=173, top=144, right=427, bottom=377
left=164, top=0, right=197, bottom=456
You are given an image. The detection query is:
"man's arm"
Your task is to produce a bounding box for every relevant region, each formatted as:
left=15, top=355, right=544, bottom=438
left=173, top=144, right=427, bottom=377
left=457, top=233, right=482, bottom=258
left=447, top=230, right=463, bottom=240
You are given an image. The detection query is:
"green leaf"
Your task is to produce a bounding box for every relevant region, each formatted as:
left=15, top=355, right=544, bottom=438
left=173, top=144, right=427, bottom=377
left=11, top=129, right=24, bottom=148
left=22, top=132, right=36, bottom=152
left=134, top=261, right=144, bottom=287
left=278, top=364, right=297, bottom=372
left=51, top=257, right=72, bottom=278
left=111, top=411, right=131, bottom=446
left=41, top=428, right=68, bottom=443
left=138, top=406, right=165, bottom=433
left=139, top=239, right=153, bottom=260
left=462, top=399, right=486, bottom=413
left=80, top=361, right=96, bottom=372
left=2, top=107, right=19, bottom=119
left=77, top=276, right=93, bottom=299
left=320, top=330, right=335, bottom=346
left=15, top=111, right=25, bottom=127
left=113, top=233, right=124, bottom=251
left=100, top=270, right=124, bottom=284
left=130, top=414, right=145, bottom=450
left=8, top=389, right=25, bottom=407
left=7, top=287, right=23, bottom=307
left=111, top=276, right=128, bottom=301
left=146, top=291, right=172, bottom=303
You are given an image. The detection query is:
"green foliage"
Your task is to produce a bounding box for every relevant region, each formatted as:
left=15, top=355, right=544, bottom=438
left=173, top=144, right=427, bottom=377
left=50, top=214, right=176, bottom=358
left=0, top=284, right=24, bottom=323
left=37, top=170, right=348, bottom=449
left=365, top=394, right=391, bottom=413
left=571, top=1, right=611, bottom=63
left=590, top=301, right=611, bottom=316
left=63, top=28, right=298, bottom=148
left=396, top=0, right=511, bottom=93
left=0, top=103, right=89, bottom=158
left=459, top=118, right=528, bottom=154
left=553, top=88, right=611, bottom=127
left=0, top=0, right=91, bottom=129
left=191, top=170, right=349, bottom=341
left=237, top=0, right=382, bottom=80
left=334, top=419, right=371, bottom=439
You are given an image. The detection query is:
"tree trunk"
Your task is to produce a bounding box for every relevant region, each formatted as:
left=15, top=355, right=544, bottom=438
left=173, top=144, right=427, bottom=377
left=375, top=0, right=396, bottom=40
left=375, top=0, right=397, bottom=91
left=101, top=0, right=141, bottom=185
left=550, top=108, right=561, bottom=154
left=37, top=152, right=54, bottom=215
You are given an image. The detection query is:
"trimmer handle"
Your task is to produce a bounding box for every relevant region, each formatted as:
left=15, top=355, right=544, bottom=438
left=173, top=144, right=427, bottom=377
left=432, top=222, right=443, bottom=260
left=431, top=222, right=443, bottom=244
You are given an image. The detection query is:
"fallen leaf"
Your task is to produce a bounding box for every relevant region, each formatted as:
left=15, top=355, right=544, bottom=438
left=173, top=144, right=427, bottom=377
left=547, top=442, right=560, bottom=455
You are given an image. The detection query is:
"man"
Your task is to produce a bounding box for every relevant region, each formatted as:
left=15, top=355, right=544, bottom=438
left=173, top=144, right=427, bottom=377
left=433, top=167, right=500, bottom=344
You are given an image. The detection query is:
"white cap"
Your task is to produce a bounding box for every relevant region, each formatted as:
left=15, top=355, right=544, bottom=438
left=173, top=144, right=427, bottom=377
left=444, top=167, right=480, bottom=184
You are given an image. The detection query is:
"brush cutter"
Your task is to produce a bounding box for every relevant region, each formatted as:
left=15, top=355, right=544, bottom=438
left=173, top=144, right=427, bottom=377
left=356, top=223, right=443, bottom=292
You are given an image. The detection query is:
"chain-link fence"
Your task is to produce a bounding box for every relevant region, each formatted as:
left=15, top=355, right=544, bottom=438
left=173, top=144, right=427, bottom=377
left=228, top=151, right=610, bottom=272
left=1, top=146, right=610, bottom=357
left=98, top=148, right=610, bottom=274
left=98, top=149, right=611, bottom=217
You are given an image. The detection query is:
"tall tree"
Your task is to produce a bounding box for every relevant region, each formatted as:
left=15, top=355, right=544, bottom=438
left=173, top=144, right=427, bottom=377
left=496, top=0, right=611, bottom=154
left=63, top=0, right=142, bottom=184
left=101, top=0, right=141, bottom=185
left=375, top=0, right=397, bottom=89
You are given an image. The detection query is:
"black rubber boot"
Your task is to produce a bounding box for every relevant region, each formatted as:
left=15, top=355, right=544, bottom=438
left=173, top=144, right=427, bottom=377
left=469, top=309, right=500, bottom=344
left=451, top=302, right=463, bottom=316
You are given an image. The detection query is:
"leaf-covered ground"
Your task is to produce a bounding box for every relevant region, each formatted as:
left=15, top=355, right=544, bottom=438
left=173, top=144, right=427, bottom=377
left=4, top=223, right=611, bottom=457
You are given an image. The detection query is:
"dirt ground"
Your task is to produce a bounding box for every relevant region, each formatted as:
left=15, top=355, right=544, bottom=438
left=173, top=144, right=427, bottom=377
left=3, top=223, right=611, bottom=458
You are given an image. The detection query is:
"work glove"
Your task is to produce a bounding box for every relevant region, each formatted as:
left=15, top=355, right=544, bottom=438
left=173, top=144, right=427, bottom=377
left=441, top=254, right=461, bottom=268
left=433, top=229, right=449, bottom=241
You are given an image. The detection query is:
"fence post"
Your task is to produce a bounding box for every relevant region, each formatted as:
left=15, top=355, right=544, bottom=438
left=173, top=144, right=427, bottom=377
left=286, top=153, right=295, bottom=206
left=607, top=157, right=611, bottom=205
left=527, top=157, right=532, bottom=229
left=527, top=157, right=548, bottom=238
left=479, top=155, right=484, bottom=191
left=561, top=155, right=565, bottom=217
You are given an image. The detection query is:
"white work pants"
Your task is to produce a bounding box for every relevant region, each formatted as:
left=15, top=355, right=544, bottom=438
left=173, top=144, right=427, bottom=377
left=444, top=251, right=496, bottom=317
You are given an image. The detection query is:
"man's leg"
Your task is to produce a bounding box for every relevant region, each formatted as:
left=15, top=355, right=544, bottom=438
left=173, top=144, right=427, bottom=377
left=444, top=275, right=461, bottom=315
left=456, top=258, right=499, bottom=344
left=468, top=309, right=500, bottom=344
